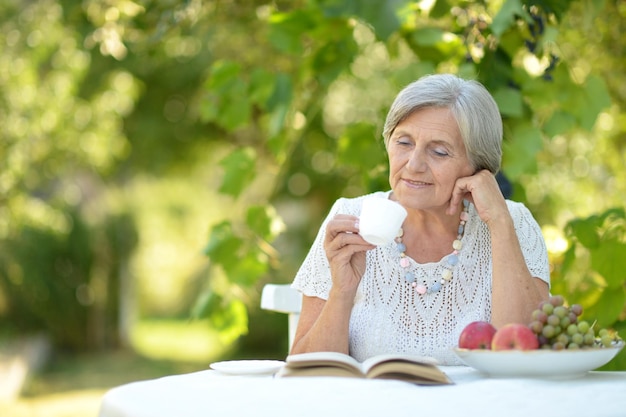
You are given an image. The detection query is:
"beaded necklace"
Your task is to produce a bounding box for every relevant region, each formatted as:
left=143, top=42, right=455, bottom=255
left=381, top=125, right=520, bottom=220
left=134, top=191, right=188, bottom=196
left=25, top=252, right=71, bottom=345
left=397, top=199, right=470, bottom=295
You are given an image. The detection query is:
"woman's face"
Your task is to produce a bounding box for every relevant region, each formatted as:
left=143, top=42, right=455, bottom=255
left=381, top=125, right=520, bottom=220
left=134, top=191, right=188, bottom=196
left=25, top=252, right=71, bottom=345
left=387, top=107, right=474, bottom=212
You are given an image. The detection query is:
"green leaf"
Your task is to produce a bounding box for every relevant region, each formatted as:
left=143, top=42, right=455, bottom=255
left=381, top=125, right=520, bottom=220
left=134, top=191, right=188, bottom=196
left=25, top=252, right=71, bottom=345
left=203, top=221, right=243, bottom=263
left=218, top=147, right=257, bottom=197
left=543, top=111, right=577, bottom=136
left=266, top=74, right=292, bottom=139
left=248, top=69, right=275, bottom=107
left=228, top=249, right=269, bottom=286
left=353, top=0, right=407, bottom=41
left=411, top=27, right=446, bottom=47
left=576, top=75, right=611, bottom=131
left=337, top=123, right=387, bottom=168
left=268, top=10, right=316, bottom=55
left=319, top=0, right=408, bottom=40
left=501, top=122, right=543, bottom=178
left=559, top=243, right=577, bottom=276
left=590, top=241, right=626, bottom=289
left=582, top=288, right=626, bottom=330
left=220, top=81, right=251, bottom=130
left=208, top=297, right=249, bottom=336
left=566, top=215, right=601, bottom=249
left=492, top=87, right=524, bottom=118
left=491, top=0, right=527, bottom=37
left=266, top=73, right=292, bottom=113
left=201, top=60, right=252, bottom=131
left=312, top=36, right=358, bottom=87
left=206, top=60, right=242, bottom=90
left=430, top=0, right=452, bottom=19
left=246, top=205, right=274, bottom=241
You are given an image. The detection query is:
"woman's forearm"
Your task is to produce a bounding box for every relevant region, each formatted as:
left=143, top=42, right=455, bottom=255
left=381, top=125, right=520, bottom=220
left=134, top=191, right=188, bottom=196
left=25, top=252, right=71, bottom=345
left=290, top=291, right=354, bottom=355
left=489, top=216, right=548, bottom=328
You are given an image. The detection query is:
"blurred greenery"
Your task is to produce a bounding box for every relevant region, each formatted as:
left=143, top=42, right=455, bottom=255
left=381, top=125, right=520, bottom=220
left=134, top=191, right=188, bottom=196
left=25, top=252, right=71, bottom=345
left=0, top=2, right=625, bottom=410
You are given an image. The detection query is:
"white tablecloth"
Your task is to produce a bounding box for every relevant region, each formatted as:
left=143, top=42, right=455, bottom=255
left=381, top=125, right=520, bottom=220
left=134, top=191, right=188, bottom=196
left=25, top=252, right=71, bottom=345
left=99, top=366, right=626, bottom=417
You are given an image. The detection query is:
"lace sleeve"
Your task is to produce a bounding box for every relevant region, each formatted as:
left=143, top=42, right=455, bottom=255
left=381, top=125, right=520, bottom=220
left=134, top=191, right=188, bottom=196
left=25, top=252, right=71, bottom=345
left=290, top=199, right=342, bottom=300
left=290, top=195, right=370, bottom=299
left=509, top=201, right=550, bottom=286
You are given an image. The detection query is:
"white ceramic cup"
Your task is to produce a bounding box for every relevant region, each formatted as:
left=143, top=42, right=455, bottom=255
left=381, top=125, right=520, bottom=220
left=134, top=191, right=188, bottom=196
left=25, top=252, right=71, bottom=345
left=358, top=197, right=407, bottom=245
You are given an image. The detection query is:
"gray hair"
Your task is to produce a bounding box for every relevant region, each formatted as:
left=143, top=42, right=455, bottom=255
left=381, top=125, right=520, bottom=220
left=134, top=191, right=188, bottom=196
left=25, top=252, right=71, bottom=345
left=382, top=74, right=502, bottom=174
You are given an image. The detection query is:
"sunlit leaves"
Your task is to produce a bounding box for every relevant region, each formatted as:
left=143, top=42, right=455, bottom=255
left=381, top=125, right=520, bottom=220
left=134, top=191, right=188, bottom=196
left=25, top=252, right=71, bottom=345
left=217, top=147, right=256, bottom=198
left=502, top=122, right=543, bottom=178
left=200, top=61, right=250, bottom=131
left=492, top=0, right=527, bottom=38
left=191, top=291, right=248, bottom=344
left=203, top=221, right=243, bottom=261
left=266, top=73, right=293, bottom=142
left=246, top=205, right=284, bottom=242
left=312, top=36, right=359, bottom=87
left=566, top=209, right=626, bottom=289
left=560, top=209, right=626, bottom=336
left=268, top=10, right=317, bottom=55
left=318, top=0, right=411, bottom=41
left=337, top=122, right=386, bottom=169
left=577, top=75, right=611, bottom=130
left=405, top=27, right=465, bottom=62
left=492, top=86, right=524, bottom=118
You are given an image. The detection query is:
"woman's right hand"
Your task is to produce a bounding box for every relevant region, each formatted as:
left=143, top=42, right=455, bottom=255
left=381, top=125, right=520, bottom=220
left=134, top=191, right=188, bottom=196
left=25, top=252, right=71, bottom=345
left=323, top=214, right=376, bottom=299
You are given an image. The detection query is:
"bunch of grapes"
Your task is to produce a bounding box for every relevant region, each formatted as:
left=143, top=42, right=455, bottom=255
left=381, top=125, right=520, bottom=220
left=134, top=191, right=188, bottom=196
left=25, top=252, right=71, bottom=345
left=528, top=295, right=622, bottom=350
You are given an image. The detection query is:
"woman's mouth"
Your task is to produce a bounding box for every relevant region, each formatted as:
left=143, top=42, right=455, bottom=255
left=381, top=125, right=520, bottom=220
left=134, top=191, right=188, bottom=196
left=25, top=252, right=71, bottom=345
left=403, top=179, right=431, bottom=187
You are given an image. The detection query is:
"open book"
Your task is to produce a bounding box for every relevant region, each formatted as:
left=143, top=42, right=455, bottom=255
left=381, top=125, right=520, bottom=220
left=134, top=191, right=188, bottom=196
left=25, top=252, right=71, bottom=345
left=275, top=351, right=452, bottom=385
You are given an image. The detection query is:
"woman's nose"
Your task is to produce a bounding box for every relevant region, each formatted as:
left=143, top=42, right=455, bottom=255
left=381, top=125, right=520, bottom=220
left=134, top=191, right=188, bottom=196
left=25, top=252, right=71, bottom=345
left=407, top=149, right=427, bottom=172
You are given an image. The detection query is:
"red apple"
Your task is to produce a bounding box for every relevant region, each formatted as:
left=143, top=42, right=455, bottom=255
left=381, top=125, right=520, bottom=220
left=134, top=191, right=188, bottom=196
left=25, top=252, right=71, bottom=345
left=491, top=323, right=539, bottom=351
left=458, top=321, right=497, bottom=349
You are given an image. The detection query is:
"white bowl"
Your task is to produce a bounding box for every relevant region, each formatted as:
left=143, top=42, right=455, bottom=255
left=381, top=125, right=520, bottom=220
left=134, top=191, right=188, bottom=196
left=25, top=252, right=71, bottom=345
left=453, top=342, right=624, bottom=378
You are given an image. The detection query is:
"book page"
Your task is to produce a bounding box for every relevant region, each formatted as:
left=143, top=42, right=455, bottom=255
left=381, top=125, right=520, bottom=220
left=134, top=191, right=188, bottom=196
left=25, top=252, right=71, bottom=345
left=284, top=351, right=364, bottom=374
left=366, top=361, right=450, bottom=384
left=361, top=353, right=439, bottom=374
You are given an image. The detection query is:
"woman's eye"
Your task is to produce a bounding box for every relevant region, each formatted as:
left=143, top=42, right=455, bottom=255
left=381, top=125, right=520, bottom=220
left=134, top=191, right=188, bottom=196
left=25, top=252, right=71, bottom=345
left=433, top=149, right=449, bottom=157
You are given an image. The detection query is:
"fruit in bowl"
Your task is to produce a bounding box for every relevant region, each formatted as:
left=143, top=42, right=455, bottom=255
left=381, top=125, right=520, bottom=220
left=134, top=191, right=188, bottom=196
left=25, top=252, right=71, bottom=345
left=491, top=323, right=539, bottom=351
left=528, top=295, right=622, bottom=350
left=454, top=296, right=623, bottom=378
left=456, top=295, right=623, bottom=352
left=458, top=321, right=497, bottom=349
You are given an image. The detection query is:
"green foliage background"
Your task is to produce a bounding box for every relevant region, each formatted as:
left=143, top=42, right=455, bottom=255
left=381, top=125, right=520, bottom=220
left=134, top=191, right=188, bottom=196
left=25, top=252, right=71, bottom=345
left=0, top=0, right=624, bottom=368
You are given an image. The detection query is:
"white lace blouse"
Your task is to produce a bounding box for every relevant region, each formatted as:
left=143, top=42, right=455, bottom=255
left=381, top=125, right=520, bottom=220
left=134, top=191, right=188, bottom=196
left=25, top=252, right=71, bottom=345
left=291, top=190, right=550, bottom=365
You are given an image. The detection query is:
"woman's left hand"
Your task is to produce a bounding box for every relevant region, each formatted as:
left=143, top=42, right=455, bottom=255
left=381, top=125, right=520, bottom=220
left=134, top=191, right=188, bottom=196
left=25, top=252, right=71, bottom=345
left=447, top=170, right=509, bottom=226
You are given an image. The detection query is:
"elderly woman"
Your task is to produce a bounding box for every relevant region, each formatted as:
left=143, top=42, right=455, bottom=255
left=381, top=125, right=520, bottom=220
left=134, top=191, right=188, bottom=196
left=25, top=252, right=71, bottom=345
left=289, top=74, right=550, bottom=365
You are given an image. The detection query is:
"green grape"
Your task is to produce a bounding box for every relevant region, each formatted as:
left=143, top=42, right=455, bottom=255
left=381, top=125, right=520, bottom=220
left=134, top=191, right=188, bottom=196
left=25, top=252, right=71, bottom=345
left=583, top=331, right=595, bottom=346
left=528, top=296, right=622, bottom=351
left=529, top=321, right=543, bottom=334
left=553, top=306, right=568, bottom=318
left=542, top=324, right=556, bottom=339
left=556, top=333, right=570, bottom=345
left=566, top=324, right=579, bottom=336
left=547, top=314, right=560, bottom=327
left=532, top=309, right=548, bottom=323
left=601, top=335, right=613, bottom=347
left=542, top=303, right=554, bottom=315
left=578, top=321, right=590, bottom=334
